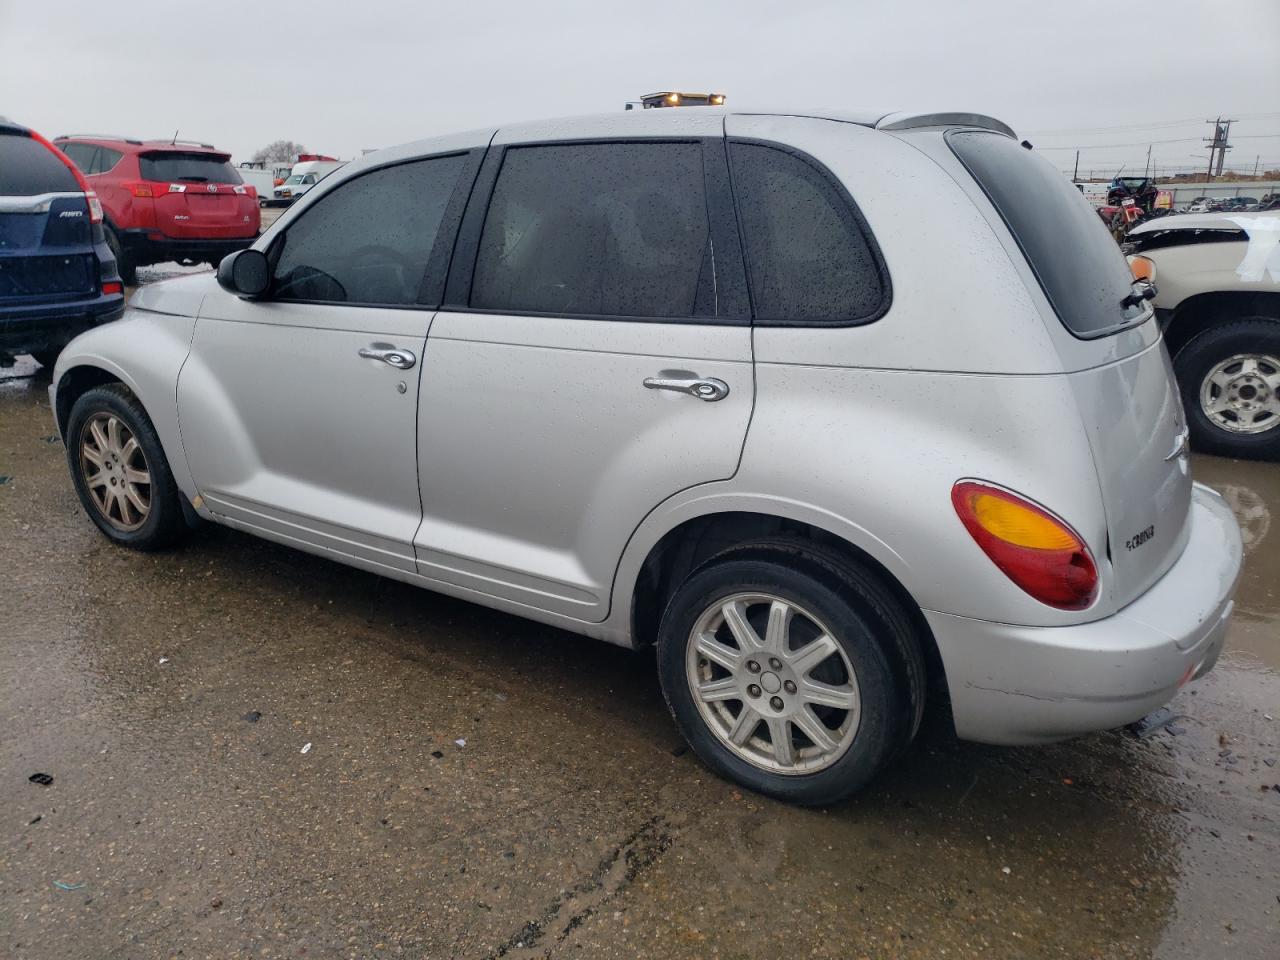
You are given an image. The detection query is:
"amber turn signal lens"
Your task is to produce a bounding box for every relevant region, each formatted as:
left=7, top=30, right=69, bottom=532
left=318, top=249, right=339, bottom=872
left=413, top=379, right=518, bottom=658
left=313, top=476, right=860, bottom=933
left=1128, top=255, right=1155, bottom=283
left=952, top=481, right=1099, bottom=610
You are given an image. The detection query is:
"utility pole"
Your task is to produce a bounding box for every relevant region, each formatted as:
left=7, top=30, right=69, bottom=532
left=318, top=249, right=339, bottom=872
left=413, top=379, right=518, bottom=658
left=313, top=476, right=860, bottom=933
left=1073, top=150, right=1079, bottom=181
left=1204, top=117, right=1235, bottom=182
left=1144, top=143, right=1152, bottom=178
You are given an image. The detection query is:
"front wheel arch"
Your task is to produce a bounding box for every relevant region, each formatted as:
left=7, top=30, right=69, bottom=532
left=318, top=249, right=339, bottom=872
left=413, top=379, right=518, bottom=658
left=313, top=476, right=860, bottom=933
left=54, top=364, right=126, bottom=438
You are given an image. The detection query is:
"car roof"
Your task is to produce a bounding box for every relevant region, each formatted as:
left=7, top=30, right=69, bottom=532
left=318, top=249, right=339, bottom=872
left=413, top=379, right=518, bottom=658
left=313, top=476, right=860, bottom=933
left=54, top=134, right=227, bottom=155
left=371, top=107, right=1012, bottom=165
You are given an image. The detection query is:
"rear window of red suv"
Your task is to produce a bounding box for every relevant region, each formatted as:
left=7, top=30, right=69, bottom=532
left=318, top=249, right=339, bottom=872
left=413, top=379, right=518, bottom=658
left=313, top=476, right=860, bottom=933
left=138, top=151, right=242, bottom=184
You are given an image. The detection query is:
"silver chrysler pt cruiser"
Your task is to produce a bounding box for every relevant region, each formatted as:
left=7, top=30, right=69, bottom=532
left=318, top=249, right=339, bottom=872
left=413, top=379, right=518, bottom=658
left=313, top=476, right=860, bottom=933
left=50, top=108, right=1243, bottom=804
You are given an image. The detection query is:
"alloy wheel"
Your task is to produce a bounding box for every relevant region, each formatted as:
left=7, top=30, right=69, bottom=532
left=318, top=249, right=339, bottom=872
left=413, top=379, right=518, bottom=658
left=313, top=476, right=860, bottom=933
left=1199, top=353, right=1280, bottom=434
left=686, top=593, right=861, bottom=775
left=79, top=413, right=151, bottom=532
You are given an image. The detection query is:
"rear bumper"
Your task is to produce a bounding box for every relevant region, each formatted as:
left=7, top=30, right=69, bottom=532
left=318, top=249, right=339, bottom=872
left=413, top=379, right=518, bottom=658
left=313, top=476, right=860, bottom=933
left=0, top=292, right=125, bottom=357
left=119, top=229, right=256, bottom=266
left=926, top=483, right=1242, bottom=745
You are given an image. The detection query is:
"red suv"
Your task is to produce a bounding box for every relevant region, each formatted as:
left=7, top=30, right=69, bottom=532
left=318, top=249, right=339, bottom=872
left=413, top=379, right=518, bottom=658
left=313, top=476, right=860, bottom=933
left=53, top=135, right=260, bottom=283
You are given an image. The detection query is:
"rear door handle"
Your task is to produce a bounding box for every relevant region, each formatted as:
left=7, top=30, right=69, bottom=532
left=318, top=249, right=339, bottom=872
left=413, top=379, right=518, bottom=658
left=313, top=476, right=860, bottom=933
left=643, top=376, right=730, bottom=402
left=358, top=344, right=416, bottom=370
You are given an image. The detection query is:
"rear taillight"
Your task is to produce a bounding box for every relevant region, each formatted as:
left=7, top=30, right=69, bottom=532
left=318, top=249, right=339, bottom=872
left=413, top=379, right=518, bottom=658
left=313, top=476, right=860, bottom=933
left=102, top=281, right=123, bottom=295
left=32, top=131, right=101, bottom=222
left=128, top=182, right=155, bottom=198
left=951, top=480, right=1099, bottom=610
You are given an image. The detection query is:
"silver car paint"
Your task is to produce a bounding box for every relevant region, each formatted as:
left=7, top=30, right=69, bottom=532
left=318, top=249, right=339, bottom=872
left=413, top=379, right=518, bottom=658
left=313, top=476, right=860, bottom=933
left=415, top=312, right=753, bottom=620
left=49, top=108, right=1243, bottom=747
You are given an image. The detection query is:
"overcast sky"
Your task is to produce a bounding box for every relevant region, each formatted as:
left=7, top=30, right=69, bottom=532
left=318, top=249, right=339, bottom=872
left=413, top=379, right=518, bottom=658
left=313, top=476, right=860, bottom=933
left=3, top=0, right=1278, bottom=178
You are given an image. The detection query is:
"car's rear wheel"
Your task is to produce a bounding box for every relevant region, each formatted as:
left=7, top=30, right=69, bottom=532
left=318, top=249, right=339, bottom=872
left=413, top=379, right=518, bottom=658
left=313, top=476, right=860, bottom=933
left=66, top=384, right=186, bottom=550
left=1174, top=318, right=1280, bottom=461
left=657, top=541, right=923, bottom=805
left=104, top=225, right=136, bottom=285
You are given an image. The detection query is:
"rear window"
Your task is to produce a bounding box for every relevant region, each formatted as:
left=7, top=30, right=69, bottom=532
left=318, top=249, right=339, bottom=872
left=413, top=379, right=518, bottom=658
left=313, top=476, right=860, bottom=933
left=948, top=130, right=1144, bottom=338
left=0, top=132, right=80, bottom=195
left=139, top=151, right=241, bottom=184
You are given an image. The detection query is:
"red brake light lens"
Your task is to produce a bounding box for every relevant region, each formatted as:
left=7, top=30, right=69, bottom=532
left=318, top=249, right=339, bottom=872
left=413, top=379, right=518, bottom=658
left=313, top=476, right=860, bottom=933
left=952, top=480, right=1099, bottom=610
left=131, top=182, right=154, bottom=198
left=102, top=281, right=123, bottom=296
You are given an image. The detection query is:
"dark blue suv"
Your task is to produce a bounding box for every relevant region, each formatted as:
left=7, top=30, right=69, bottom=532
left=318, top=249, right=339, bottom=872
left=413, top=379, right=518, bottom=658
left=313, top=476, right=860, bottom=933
left=1, top=119, right=125, bottom=368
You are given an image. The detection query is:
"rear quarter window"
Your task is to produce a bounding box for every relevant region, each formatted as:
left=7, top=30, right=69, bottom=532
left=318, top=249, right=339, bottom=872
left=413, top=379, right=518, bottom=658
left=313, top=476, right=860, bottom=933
left=0, top=133, right=80, bottom=195
left=728, top=141, right=887, bottom=325
left=947, top=130, right=1144, bottom=338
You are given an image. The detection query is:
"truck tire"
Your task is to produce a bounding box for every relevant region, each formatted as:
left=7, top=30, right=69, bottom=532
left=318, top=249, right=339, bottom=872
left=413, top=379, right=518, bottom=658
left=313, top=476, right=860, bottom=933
left=1173, top=317, right=1280, bottom=461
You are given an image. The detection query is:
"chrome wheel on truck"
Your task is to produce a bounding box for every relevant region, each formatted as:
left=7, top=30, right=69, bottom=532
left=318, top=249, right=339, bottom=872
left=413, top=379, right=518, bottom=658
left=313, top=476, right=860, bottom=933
left=1198, top=353, right=1280, bottom=435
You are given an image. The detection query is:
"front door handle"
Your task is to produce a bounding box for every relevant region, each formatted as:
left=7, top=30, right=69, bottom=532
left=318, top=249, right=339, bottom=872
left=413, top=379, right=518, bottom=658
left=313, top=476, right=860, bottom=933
left=359, top=344, right=416, bottom=370
left=643, top=376, right=730, bottom=402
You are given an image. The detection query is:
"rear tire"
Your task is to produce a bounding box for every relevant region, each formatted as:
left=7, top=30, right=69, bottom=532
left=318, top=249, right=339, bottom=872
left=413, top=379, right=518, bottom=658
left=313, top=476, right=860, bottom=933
left=1173, top=317, right=1280, bottom=461
left=104, top=225, right=136, bottom=285
left=66, top=384, right=187, bottom=550
left=657, top=540, right=924, bottom=805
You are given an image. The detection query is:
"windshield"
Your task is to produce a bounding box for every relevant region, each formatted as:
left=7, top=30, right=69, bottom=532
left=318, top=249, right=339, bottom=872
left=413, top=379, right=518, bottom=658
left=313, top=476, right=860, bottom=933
left=1119, top=178, right=1148, bottom=188
left=948, top=130, right=1146, bottom=339
left=139, top=151, right=241, bottom=184
left=286, top=174, right=304, bottom=184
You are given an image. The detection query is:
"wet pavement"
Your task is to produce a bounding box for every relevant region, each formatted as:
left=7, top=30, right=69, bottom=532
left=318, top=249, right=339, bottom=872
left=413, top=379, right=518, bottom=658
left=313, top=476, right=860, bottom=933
left=2, top=346, right=1278, bottom=958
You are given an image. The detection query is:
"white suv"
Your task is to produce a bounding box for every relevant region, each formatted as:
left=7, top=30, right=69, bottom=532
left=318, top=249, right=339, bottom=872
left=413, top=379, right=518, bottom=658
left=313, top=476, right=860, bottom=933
left=49, top=109, right=1242, bottom=804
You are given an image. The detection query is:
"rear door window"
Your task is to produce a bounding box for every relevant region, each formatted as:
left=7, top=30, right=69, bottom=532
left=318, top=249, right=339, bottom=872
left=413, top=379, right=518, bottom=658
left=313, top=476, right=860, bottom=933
left=469, top=141, right=715, bottom=319
left=94, top=147, right=123, bottom=173
left=728, top=141, right=887, bottom=324
left=948, top=130, right=1144, bottom=338
left=0, top=132, right=80, bottom=195
left=139, top=152, right=242, bottom=184
left=271, top=154, right=467, bottom=305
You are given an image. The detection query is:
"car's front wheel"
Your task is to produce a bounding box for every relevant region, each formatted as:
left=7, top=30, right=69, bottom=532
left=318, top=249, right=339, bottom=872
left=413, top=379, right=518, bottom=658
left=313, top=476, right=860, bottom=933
left=66, top=384, right=187, bottom=550
left=1174, top=317, right=1280, bottom=461
left=657, top=542, right=924, bottom=805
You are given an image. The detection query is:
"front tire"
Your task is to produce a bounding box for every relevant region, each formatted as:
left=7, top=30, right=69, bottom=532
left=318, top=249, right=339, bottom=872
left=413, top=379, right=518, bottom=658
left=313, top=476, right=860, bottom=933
left=1173, top=317, right=1280, bottom=461
left=657, top=542, right=924, bottom=805
left=66, top=384, right=187, bottom=550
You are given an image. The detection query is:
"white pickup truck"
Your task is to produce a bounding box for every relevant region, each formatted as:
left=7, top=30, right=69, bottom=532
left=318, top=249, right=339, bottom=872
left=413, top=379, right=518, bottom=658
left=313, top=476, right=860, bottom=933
left=272, top=159, right=343, bottom=204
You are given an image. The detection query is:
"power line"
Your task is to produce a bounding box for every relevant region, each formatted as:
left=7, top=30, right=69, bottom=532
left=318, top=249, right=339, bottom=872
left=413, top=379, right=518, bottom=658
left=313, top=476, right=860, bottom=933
left=1024, top=111, right=1280, bottom=136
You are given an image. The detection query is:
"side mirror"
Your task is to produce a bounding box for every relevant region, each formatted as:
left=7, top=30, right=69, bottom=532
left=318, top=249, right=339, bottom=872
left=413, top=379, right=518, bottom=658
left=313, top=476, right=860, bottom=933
left=217, top=248, right=270, bottom=298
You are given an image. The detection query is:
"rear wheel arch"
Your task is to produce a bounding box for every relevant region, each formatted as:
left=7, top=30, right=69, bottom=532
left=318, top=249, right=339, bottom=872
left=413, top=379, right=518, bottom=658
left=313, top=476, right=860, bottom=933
left=628, top=510, right=948, bottom=723
left=1164, top=291, right=1280, bottom=358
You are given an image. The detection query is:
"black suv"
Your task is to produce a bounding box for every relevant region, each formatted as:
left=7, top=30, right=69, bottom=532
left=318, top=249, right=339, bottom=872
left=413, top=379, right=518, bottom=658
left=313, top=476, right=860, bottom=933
left=0, top=119, right=125, bottom=367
